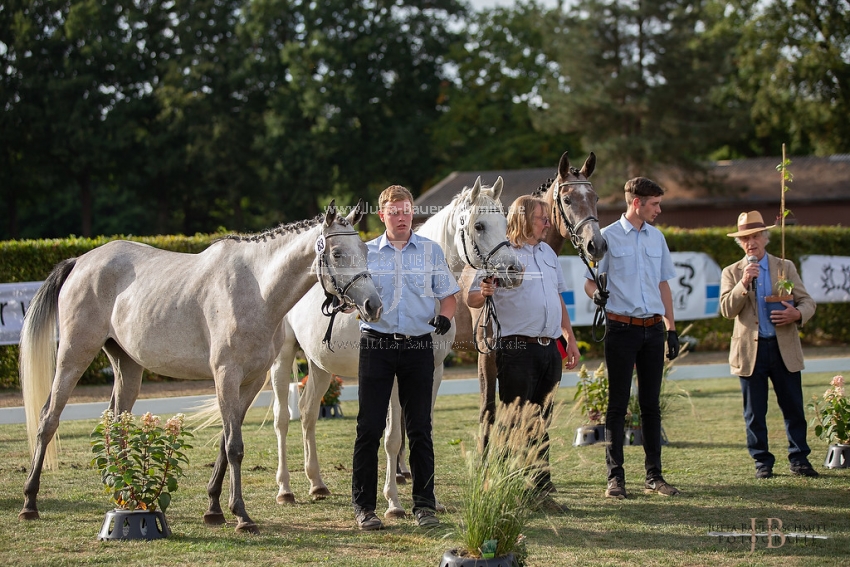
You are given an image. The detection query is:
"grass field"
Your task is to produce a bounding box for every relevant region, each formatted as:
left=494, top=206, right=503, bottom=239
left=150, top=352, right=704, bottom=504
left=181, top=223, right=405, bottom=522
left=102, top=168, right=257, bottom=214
left=1, top=372, right=848, bottom=566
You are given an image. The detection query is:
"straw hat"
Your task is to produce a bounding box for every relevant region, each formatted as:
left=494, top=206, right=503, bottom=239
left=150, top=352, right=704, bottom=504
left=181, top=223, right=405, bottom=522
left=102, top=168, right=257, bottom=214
left=726, top=211, right=775, bottom=237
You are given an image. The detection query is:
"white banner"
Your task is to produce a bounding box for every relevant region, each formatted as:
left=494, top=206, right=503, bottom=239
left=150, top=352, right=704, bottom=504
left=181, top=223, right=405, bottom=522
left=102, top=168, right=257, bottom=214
left=0, top=281, right=42, bottom=346
left=558, top=252, right=722, bottom=326
left=800, top=255, right=850, bottom=303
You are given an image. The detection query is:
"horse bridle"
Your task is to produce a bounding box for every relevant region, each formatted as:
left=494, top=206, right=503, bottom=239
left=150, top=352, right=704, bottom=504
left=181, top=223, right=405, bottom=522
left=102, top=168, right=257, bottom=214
left=555, top=179, right=609, bottom=341
left=317, top=230, right=372, bottom=351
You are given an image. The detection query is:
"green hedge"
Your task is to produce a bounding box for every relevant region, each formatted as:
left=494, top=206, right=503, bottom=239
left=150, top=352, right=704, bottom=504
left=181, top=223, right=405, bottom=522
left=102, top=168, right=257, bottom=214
left=2, top=227, right=849, bottom=389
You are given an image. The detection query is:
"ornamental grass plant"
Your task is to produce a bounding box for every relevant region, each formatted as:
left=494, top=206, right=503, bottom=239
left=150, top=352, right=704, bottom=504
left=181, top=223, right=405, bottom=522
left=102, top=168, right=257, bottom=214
left=458, top=396, right=556, bottom=565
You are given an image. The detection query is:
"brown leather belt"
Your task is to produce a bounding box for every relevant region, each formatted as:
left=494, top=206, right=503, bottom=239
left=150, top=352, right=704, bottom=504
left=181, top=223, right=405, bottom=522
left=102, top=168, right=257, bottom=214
left=501, top=335, right=554, bottom=346
left=606, top=313, right=663, bottom=327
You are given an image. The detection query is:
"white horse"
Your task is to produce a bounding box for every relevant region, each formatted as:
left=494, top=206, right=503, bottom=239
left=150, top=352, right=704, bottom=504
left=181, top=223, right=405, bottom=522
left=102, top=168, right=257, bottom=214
left=271, top=178, right=522, bottom=518
left=18, top=201, right=381, bottom=534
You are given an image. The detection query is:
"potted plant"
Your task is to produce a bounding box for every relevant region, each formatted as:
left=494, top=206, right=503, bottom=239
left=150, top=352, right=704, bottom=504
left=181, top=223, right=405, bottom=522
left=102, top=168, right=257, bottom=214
left=808, top=375, right=850, bottom=469
left=299, top=374, right=344, bottom=418
left=766, top=143, right=795, bottom=305
left=572, top=363, right=607, bottom=446
left=441, top=399, right=550, bottom=567
left=91, top=410, right=192, bottom=540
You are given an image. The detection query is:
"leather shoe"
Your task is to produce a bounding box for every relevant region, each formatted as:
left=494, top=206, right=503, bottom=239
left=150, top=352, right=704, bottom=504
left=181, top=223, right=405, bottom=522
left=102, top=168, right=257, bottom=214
left=755, top=467, right=773, bottom=479
left=789, top=463, right=819, bottom=477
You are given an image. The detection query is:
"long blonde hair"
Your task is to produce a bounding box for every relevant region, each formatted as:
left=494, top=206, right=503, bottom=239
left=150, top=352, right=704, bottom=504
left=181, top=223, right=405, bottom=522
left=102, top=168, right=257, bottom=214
left=506, top=195, right=546, bottom=247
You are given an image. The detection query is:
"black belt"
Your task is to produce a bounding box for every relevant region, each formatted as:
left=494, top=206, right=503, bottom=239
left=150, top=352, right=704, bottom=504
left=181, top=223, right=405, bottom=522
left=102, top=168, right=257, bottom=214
left=362, top=329, right=431, bottom=341
left=606, top=313, right=663, bottom=327
left=758, top=336, right=777, bottom=342
left=501, top=335, right=554, bottom=346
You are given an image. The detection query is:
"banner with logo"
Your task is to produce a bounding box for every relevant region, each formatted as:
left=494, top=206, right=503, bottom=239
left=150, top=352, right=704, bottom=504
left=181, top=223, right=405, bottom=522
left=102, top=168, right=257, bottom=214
left=0, top=282, right=43, bottom=346
left=800, top=255, right=850, bottom=303
left=558, top=252, right=722, bottom=327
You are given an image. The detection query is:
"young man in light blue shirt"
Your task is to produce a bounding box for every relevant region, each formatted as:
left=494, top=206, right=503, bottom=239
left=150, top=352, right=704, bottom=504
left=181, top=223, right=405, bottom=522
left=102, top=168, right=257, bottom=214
left=584, top=177, right=681, bottom=499
left=352, top=185, right=459, bottom=531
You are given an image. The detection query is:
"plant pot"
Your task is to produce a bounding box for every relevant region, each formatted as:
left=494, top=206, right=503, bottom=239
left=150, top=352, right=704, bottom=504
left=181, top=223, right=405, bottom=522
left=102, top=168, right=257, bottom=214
left=573, top=424, right=605, bottom=446
left=764, top=295, right=793, bottom=313
left=439, top=549, right=517, bottom=567
left=824, top=443, right=850, bottom=469
left=97, top=509, right=171, bottom=541
left=624, top=427, right=642, bottom=446
left=319, top=404, right=343, bottom=419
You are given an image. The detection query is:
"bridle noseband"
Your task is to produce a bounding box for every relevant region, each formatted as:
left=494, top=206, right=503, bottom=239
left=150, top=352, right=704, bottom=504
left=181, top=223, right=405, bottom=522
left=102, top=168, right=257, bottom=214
left=555, top=179, right=608, bottom=341
left=317, top=230, right=372, bottom=351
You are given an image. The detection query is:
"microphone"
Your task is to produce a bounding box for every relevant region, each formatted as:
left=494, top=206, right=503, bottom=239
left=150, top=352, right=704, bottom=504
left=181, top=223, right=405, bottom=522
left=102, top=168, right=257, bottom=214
left=747, top=255, right=759, bottom=292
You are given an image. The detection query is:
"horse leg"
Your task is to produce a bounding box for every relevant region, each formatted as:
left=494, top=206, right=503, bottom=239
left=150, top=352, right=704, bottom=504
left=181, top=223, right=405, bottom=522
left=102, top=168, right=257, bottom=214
left=430, top=357, right=446, bottom=513
left=20, top=341, right=104, bottom=520
left=395, top=426, right=410, bottom=483
left=270, top=343, right=295, bottom=504
left=102, top=340, right=144, bottom=414
left=301, top=361, right=332, bottom=500
left=477, top=351, right=497, bottom=451
left=204, top=431, right=229, bottom=526
left=382, top=379, right=405, bottom=518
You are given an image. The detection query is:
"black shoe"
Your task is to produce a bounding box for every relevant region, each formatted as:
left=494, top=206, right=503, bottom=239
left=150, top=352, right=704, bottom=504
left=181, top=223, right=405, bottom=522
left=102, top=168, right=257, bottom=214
left=355, top=509, right=383, bottom=531
left=414, top=508, right=440, bottom=527
left=789, top=462, right=820, bottom=477
left=755, top=467, right=773, bottom=479
left=605, top=478, right=627, bottom=499
left=644, top=477, right=682, bottom=496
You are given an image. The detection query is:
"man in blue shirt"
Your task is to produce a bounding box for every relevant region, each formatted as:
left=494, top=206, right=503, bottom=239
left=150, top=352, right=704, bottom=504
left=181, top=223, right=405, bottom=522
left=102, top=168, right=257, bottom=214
left=584, top=177, right=681, bottom=499
left=719, top=211, right=818, bottom=479
left=352, top=185, right=459, bottom=531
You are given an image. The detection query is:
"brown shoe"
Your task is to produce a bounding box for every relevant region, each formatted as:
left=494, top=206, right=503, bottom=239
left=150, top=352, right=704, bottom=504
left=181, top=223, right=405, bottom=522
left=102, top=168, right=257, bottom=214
left=644, top=477, right=682, bottom=496
left=605, top=478, right=627, bottom=499
left=355, top=509, right=383, bottom=531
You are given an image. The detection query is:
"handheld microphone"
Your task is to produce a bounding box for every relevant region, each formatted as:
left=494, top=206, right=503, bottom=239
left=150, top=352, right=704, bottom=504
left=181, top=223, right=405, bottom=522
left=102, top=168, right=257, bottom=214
left=747, top=255, right=759, bottom=291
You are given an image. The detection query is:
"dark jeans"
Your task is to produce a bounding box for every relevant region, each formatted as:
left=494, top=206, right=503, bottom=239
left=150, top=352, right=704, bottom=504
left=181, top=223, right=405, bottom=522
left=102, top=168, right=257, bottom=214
left=352, top=333, right=436, bottom=514
left=739, top=337, right=811, bottom=470
left=604, top=321, right=665, bottom=482
left=495, top=339, right=561, bottom=489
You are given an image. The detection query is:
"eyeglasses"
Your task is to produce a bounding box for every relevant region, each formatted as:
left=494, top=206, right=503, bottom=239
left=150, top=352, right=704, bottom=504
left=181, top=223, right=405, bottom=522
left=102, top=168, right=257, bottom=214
left=533, top=215, right=551, bottom=226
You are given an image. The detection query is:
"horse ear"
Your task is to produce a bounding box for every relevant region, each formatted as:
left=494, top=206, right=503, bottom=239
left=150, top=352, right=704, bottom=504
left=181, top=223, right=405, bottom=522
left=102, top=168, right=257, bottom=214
left=581, top=152, right=596, bottom=178
left=346, top=198, right=366, bottom=226
left=468, top=176, right=482, bottom=204
left=324, top=199, right=338, bottom=227
left=558, top=151, right=571, bottom=179
left=492, top=176, right=504, bottom=202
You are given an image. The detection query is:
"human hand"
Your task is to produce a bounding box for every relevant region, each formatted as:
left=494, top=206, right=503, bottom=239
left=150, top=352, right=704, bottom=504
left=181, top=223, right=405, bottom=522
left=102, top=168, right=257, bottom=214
left=480, top=277, right=497, bottom=297
left=564, top=340, right=580, bottom=370
left=592, top=288, right=609, bottom=308
left=769, top=301, right=800, bottom=326
left=666, top=330, right=680, bottom=360
left=429, top=315, right=452, bottom=335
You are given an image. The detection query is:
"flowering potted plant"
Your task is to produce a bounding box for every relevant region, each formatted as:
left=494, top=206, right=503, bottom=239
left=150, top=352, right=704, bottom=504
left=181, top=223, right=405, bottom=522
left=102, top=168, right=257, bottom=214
left=299, top=374, right=344, bottom=418
left=91, top=410, right=192, bottom=539
left=808, top=376, right=850, bottom=468
left=572, top=363, right=607, bottom=445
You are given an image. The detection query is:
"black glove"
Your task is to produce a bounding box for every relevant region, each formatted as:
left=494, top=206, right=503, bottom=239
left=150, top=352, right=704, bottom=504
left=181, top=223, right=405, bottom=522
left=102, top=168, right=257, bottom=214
left=592, top=288, right=609, bottom=308
left=429, top=315, right=451, bottom=335
left=666, top=329, right=680, bottom=360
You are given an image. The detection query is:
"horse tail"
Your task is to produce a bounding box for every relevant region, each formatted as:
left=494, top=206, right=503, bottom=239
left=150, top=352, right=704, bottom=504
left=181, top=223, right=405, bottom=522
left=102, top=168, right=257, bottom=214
left=20, top=258, right=77, bottom=471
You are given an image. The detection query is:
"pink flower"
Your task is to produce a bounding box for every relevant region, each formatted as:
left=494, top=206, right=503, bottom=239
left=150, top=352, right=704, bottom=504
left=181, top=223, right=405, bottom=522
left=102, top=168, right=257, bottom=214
left=832, top=375, right=845, bottom=388
left=141, top=412, right=161, bottom=432
left=165, top=414, right=185, bottom=437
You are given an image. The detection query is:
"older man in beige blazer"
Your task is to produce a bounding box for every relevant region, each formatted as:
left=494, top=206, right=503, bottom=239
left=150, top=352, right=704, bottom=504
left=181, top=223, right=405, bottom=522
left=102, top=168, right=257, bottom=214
left=720, top=211, right=818, bottom=479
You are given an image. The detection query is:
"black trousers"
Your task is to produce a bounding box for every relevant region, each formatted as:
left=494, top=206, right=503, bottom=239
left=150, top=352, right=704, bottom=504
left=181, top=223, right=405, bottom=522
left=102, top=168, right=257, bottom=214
left=495, top=339, right=561, bottom=490
left=352, top=333, right=436, bottom=513
left=604, top=320, right=665, bottom=482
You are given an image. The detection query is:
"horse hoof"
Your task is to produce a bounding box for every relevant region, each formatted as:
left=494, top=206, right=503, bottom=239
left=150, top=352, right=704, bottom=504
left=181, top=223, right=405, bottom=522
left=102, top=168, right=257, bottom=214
left=403, top=472, right=412, bottom=480
left=235, top=521, right=260, bottom=535
left=395, top=473, right=407, bottom=484
left=310, top=492, right=328, bottom=502
left=384, top=507, right=406, bottom=519
left=276, top=493, right=296, bottom=505
left=310, top=486, right=331, bottom=499
left=203, top=512, right=227, bottom=526
left=18, top=509, right=39, bottom=521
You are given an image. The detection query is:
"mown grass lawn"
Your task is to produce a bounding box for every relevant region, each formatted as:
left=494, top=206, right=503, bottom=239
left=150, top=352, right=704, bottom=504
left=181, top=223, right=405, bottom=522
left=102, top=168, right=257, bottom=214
left=1, top=371, right=848, bottom=566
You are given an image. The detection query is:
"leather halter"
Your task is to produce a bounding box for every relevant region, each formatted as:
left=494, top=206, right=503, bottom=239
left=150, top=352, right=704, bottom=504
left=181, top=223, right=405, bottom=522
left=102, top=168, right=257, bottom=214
left=317, top=230, right=372, bottom=351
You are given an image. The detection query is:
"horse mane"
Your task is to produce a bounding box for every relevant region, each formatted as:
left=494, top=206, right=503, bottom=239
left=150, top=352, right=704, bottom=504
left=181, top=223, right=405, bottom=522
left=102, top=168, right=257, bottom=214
left=533, top=166, right=582, bottom=197
left=214, top=214, right=338, bottom=244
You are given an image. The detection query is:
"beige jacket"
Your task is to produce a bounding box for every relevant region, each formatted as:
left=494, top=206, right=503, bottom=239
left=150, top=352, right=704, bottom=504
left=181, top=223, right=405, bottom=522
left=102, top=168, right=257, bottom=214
left=719, top=253, right=816, bottom=377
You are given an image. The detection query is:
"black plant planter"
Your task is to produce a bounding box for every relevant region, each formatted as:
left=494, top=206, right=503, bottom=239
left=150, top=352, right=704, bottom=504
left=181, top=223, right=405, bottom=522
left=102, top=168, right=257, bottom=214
left=439, top=549, right=517, bottom=567
left=97, top=509, right=171, bottom=541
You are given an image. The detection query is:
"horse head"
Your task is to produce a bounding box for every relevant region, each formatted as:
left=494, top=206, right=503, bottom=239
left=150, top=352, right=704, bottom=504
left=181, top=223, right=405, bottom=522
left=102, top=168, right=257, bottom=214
left=547, top=151, right=608, bottom=263
left=453, top=177, right=523, bottom=289
left=317, top=199, right=382, bottom=322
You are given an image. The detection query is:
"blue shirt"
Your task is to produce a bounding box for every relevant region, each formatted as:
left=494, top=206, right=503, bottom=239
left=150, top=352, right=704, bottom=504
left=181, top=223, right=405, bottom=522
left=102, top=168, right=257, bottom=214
left=754, top=254, right=776, bottom=338
left=471, top=242, right=567, bottom=338
left=361, top=231, right=460, bottom=336
left=589, top=214, right=676, bottom=317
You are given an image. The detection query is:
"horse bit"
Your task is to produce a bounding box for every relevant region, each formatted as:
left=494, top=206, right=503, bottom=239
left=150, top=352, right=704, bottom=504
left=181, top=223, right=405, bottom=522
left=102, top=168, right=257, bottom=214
left=317, top=230, right=372, bottom=351
left=458, top=208, right=511, bottom=354
left=555, top=179, right=609, bottom=342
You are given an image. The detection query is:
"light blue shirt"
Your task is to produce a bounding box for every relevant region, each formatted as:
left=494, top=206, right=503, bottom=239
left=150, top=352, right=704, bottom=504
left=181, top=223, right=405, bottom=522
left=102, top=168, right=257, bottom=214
left=754, top=254, right=776, bottom=338
left=471, top=242, right=567, bottom=338
left=361, top=231, right=460, bottom=336
left=589, top=214, right=676, bottom=317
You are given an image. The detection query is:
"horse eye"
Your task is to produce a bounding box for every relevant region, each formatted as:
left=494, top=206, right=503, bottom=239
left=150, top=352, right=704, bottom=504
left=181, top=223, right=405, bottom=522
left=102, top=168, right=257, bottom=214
left=332, top=250, right=342, bottom=259
left=474, top=221, right=484, bottom=231
left=562, top=196, right=571, bottom=206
